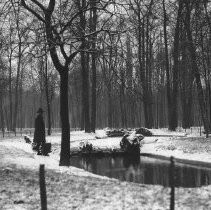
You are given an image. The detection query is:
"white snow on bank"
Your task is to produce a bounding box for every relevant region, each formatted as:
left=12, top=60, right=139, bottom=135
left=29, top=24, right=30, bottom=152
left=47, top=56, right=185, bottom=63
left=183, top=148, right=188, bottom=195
left=0, top=134, right=111, bottom=179
left=2, top=128, right=211, bottom=210
left=142, top=140, right=211, bottom=163
left=1, top=128, right=211, bottom=177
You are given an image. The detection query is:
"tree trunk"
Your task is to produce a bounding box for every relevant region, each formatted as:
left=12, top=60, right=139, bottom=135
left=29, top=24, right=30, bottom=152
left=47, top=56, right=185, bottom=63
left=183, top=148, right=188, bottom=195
left=138, top=15, right=154, bottom=129
left=108, top=85, right=113, bottom=128
left=180, top=32, right=194, bottom=129
left=208, top=83, right=211, bottom=124
left=44, top=54, right=52, bottom=135
left=90, top=0, right=97, bottom=132
left=81, top=51, right=90, bottom=132
left=79, top=0, right=90, bottom=132
left=119, top=77, right=127, bottom=128
left=0, top=97, right=4, bottom=136
left=162, top=0, right=171, bottom=127
left=8, top=50, right=13, bottom=131
left=143, top=91, right=153, bottom=128
left=169, top=0, right=183, bottom=131
left=12, top=3, right=22, bottom=134
left=91, top=52, right=97, bottom=132
left=19, top=66, right=24, bottom=132
left=13, top=45, right=21, bottom=133
left=59, top=70, right=70, bottom=166
left=126, top=34, right=133, bottom=127
left=184, top=1, right=210, bottom=135
left=80, top=97, right=85, bottom=130
left=204, top=1, right=211, bottom=125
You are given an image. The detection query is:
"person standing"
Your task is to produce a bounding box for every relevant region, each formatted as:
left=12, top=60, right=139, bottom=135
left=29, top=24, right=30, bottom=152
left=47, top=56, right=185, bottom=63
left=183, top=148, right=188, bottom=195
left=33, top=108, right=46, bottom=155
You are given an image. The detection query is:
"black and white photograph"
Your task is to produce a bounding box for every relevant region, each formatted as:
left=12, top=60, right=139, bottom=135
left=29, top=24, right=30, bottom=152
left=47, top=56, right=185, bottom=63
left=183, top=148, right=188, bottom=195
left=1, top=0, right=211, bottom=209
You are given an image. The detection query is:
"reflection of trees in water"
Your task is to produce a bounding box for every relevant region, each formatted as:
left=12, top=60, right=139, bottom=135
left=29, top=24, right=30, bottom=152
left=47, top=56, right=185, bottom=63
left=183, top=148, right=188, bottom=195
left=72, top=156, right=211, bottom=187
left=123, top=156, right=140, bottom=169
left=123, top=156, right=144, bottom=183
left=122, top=158, right=211, bottom=187
left=80, top=157, right=99, bottom=173
left=175, top=166, right=211, bottom=187
left=140, top=162, right=211, bottom=187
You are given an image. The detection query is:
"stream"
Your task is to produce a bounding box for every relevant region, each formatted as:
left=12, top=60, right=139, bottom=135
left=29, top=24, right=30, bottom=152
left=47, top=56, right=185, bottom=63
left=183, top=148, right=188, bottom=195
left=70, top=155, right=211, bottom=187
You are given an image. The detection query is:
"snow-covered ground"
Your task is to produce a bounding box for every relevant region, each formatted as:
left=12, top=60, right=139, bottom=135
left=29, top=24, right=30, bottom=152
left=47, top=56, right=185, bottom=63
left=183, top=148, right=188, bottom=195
left=1, top=128, right=211, bottom=209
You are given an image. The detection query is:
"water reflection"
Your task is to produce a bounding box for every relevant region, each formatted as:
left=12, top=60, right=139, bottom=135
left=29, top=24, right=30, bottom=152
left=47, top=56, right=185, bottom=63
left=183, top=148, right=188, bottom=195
left=70, top=155, right=211, bottom=188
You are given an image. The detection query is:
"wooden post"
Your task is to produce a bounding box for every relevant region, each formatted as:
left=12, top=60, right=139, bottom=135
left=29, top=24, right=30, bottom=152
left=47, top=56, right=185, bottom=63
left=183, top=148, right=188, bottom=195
left=170, top=156, right=175, bottom=210
left=200, top=124, right=202, bottom=136
left=39, top=164, right=47, bottom=210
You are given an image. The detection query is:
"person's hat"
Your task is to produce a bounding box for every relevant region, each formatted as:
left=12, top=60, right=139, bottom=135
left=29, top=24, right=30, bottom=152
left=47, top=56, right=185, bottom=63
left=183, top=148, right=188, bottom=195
left=37, top=108, right=44, bottom=113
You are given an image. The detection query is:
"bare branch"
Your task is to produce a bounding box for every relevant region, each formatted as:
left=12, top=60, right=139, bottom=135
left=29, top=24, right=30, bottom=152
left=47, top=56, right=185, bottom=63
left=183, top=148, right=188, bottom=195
left=66, top=50, right=79, bottom=67
left=31, top=0, right=46, bottom=11
left=47, top=0, right=55, bottom=14
left=21, top=0, right=45, bottom=22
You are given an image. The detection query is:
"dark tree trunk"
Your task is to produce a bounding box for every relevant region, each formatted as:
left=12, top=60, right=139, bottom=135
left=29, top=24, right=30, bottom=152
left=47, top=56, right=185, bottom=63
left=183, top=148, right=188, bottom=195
left=119, top=79, right=127, bottom=128
left=80, top=99, right=85, bottom=130
left=169, top=0, right=183, bottom=131
left=181, top=77, right=194, bottom=129
left=13, top=48, right=21, bottom=133
left=130, top=97, right=136, bottom=127
left=182, top=97, right=193, bottom=129
left=126, top=35, right=133, bottom=127
left=137, top=16, right=148, bottom=128
left=79, top=0, right=90, bottom=133
left=8, top=30, right=13, bottom=131
left=208, top=83, right=211, bottom=124
left=19, top=67, right=24, bottom=132
left=81, top=51, right=90, bottom=132
left=143, top=91, right=153, bottom=128
left=184, top=1, right=210, bottom=135
left=0, top=97, right=4, bottom=136
left=146, top=25, right=154, bottom=129
left=44, top=54, right=52, bottom=136
left=138, top=15, right=154, bottom=129
left=90, top=0, right=97, bottom=132
left=162, top=0, right=171, bottom=127
left=45, top=78, right=52, bottom=136
left=59, top=70, right=70, bottom=166
left=45, top=8, right=72, bottom=166
left=204, top=1, right=211, bottom=124
left=108, top=85, right=113, bottom=128
left=13, top=4, right=22, bottom=133
left=180, top=32, right=194, bottom=129
left=91, top=52, right=96, bottom=132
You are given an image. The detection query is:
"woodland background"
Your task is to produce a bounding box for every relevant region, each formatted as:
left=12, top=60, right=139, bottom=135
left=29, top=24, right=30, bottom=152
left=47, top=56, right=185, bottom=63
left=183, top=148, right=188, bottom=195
left=0, top=0, right=210, bottom=135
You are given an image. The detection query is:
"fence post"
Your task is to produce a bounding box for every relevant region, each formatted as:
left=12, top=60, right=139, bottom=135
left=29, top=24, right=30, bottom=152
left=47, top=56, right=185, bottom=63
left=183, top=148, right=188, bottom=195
left=170, top=156, right=175, bottom=210
left=200, top=125, right=202, bottom=136
left=39, top=164, right=47, bottom=210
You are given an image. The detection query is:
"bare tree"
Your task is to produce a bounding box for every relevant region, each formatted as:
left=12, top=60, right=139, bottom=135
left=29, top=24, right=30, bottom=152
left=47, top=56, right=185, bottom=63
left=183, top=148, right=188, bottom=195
left=90, top=0, right=97, bottom=132
left=21, top=0, right=79, bottom=165
left=168, top=0, right=183, bottom=131
left=162, top=0, right=171, bottom=128
left=184, top=0, right=210, bottom=136
left=21, top=0, right=114, bottom=165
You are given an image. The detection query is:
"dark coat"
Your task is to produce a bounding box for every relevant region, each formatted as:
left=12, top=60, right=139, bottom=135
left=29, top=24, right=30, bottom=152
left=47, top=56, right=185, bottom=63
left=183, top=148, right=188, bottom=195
left=33, top=114, right=46, bottom=144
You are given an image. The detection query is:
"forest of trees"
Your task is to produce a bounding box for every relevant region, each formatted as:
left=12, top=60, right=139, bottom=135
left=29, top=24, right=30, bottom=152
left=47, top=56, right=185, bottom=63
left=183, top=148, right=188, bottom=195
left=1, top=0, right=211, bottom=143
